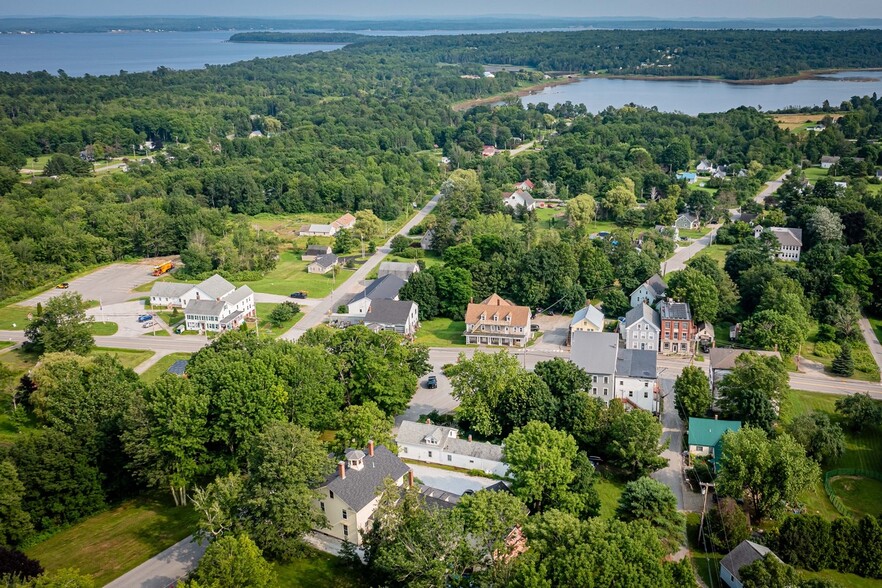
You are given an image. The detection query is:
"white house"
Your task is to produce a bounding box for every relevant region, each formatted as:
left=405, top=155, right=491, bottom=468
left=302, top=244, right=333, bottom=261
left=347, top=275, right=405, bottom=315
left=149, top=274, right=236, bottom=308
left=720, top=541, right=776, bottom=588
left=629, top=274, right=667, bottom=308
left=332, top=213, right=357, bottom=231
left=753, top=226, right=802, bottom=262
left=820, top=155, right=840, bottom=169
left=570, top=331, right=658, bottom=412
left=363, top=299, right=420, bottom=338
left=314, top=442, right=411, bottom=546
left=420, top=229, right=435, bottom=251
left=696, top=160, right=715, bottom=174
left=501, top=189, right=536, bottom=211
left=514, top=179, right=535, bottom=192
left=299, top=223, right=337, bottom=237
left=622, top=303, right=661, bottom=351
left=184, top=284, right=255, bottom=333
left=396, top=420, right=508, bottom=477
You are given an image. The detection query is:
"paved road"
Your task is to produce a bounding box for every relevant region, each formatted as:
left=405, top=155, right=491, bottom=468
left=280, top=195, right=440, bottom=341
left=663, top=226, right=719, bottom=275
left=103, top=535, right=206, bottom=588
left=754, top=170, right=790, bottom=205
left=859, top=315, right=882, bottom=373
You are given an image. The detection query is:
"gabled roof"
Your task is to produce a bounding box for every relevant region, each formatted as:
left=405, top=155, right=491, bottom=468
left=616, top=348, right=657, bottom=379
left=633, top=274, right=667, bottom=299
left=515, top=179, right=534, bottom=190
left=311, top=254, right=339, bottom=269
left=364, top=299, right=416, bottom=326
left=396, top=421, right=504, bottom=462
left=303, top=223, right=335, bottom=234
left=658, top=300, right=692, bottom=321
left=223, top=285, right=253, bottom=306
left=709, top=348, right=781, bottom=371
left=688, top=417, right=741, bottom=448
left=625, top=303, right=660, bottom=329
left=677, top=213, right=698, bottom=223
left=419, top=485, right=461, bottom=509
left=570, top=331, right=619, bottom=375
left=766, top=227, right=803, bottom=248
left=184, top=298, right=226, bottom=317
left=379, top=261, right=419, bottom=276
left=571, top=305, right=604, bottom=329
left=305, top=244, right=332, bottom=255
left=197, top=274, right=236, bottom=300
left=150, top=281, right=192, bottom=299
left=502, top=189, right=535, bottom=207
left=720, top=541, right=774, bottom=583
left=821, top=155, right=841, bottom=164
left=465, top=294, right=530, bottom=327
left=321, top=445, right=410, bottom=512
left=332, top=213, right=356, bottom=228
left=349, top=275, right=406, bottom=305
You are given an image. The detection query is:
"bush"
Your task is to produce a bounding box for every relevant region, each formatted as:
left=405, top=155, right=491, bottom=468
left=395, top=248, right=424, bottom=259
left=776, top=515, right=832, bottom=571
left=813, top=340, right=840, bottom=359
left=0, top=546, right=43, bottom=580
left=268, top=302, right=300, bottom=327
left=852, top=345, right=880, bottom=377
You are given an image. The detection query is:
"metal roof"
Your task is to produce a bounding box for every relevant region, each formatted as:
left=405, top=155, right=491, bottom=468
left=571, top=304, right=604, bottom=329
left=624, top=303, right=660, bottom=329
left=348, top=275, right=405, bottom=305
left=688, top=417, right=741, bottom=449
left=570, top=331, right=619, bottom=375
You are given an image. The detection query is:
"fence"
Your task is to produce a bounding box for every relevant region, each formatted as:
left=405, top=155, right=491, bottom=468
left=822, top=468, right=882, bottom=518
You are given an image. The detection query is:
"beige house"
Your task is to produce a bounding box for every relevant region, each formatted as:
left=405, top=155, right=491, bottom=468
left=307, top=254, right=339, bottom=274
left=464, top=294, right=531, bottom=347
left=314, top=442, right=411, bottom=546
left=568, top=304, right=604, bottom=345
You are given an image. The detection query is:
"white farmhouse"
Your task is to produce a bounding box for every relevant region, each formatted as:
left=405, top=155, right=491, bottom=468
left=501, top=189, right=536, bottom=211
left=396, top=420, right=508, bottom=477
left=629, top=274, right=667, bottom=308
left=753, top=225, right=802, bottom=262
left=621, top=303, right=661, bottom=351
left=149, top=273, right=236, bottom=308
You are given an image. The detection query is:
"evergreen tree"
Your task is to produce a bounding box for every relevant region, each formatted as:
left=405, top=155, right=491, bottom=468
left=831, top=343, right=854, bottom=377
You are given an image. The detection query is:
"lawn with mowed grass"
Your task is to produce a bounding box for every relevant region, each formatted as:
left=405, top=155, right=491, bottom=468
left=0, top=305, right=36, bottom=330
left=802, top=569, right=882, bottom=588
left=800, top=324, right=881, bottom=382
left=92, top=347, right=155, bottom=370
left=595, top=477, right=624, bottom=520
left=255, top=302, right=303, bottom=337
left=696, top=244, right=732, bottom=268
left=139, top=352, right=192, bottom=384
left=24, top=495, right=199, bottom=586
left=89, top=321, right=118, bottom=336
left=830, top=475, right=882, bottom=518
left=679, top=227, right=711, bottom=240
left=414, top=318, right=466, bottom=347
left=239, top=249, right=348, bottom=298
left=274, top=547, right=362, bottom=588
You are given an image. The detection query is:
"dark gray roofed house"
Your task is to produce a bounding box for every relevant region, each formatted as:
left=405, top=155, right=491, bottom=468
left=363, top=299, right=419, bottom=337
left=308, top=254, right=339, bottom=274
left=347, top=275, right=406, bottom=314
left=616, top=348, right=657, bottom=379
left=184, top=298, right=226, bottom=318
left=720, top=540, right=775, bottom=588
left=302, top=244, right=333, bottom=261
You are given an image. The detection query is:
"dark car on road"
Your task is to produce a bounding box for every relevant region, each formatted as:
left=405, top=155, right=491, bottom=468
left=137, top=314, right=153, bottom=322
left=426, top=375, right=438, bottom=389
left=289, top=291, right=307, bottom=299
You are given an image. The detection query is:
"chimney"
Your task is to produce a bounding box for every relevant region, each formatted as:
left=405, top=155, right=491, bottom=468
left=408, top=470, right=414, bottom=488
left=368, top=439, right=375, bottom=457
left=338, top=460, right=346, bottom=479
left=468, top=434, right=472, bottom=442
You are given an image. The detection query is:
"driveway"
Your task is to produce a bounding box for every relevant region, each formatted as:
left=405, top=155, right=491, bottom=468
left=533, top=313, right=572, bottom=349
left=103, top=535, right=206, bottom=588
left=663, top=226, right=719, bottom=275
left=25, top=260, right=170, bottom=307
left=754, top=171, right=790, bottom=205
left=408, top=463, right=499, bottom=494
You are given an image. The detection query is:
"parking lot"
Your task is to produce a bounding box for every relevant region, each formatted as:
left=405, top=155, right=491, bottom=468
left=409, top=463, right=499, bottom=494
left=25, top=260, right=169, bottom=307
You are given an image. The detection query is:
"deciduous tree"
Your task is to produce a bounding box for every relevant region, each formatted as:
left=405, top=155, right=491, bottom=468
left=674, top=366, right=712, bottom=420
left=24, top=292, right=94, bottom=355
left=189, top=534, right=277, bottom=588
left=0, top=461, right=33, bottom=547
left=616, top=477, right=685, bottom=553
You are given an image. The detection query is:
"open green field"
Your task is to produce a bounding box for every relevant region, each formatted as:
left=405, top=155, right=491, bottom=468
left=0, top=341, right=12, bottom=350
left=802, top=569, right=882, bottom=588
left=93, top=347, right=155, bottom=370
left=25, top=495, right=199, bottom=586
left=414, top=318, right=466, bottom=347
left=139, top=352, right=192, bottom=385
left=535, top=207, right=567, bottom=229
left=0, top=305, right=34, bottom=330
left=240, top=249, right=349, bottom=298
left=274, top=547, right=362, bottom=588
left=595, top=477, right=624, bottom=520
left=679, top=227, right=711, bottom=240
left=830, top=475, right=882, bottom=518
left=587, top=220, right=621, bottom=235
left=255, top=302, right=303, bottom=337
left=696, top=244, right=733, bottom=267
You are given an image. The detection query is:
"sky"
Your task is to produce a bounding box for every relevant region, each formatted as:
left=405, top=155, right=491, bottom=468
left=3, top=0, right=882, bottom=19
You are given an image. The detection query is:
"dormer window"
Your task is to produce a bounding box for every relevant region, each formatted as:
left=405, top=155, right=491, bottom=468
left=492, top=313, right=498, bottom=321
left=480, top=312, right=486, bottom=321
left=506, top=314, right=511, bottom=322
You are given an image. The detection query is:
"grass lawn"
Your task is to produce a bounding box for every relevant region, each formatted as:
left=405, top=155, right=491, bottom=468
left=240, top=248, right=347, bottom=298
left=868, top=315, right=882, bottom=349
left=139, top=352, right=192, bottom=385
left=686, top=512, right=724, bottom=588
left=0, top=341, right=11, bottom=350
left=801, top=569, right=882, bottom=588
left=414, top=318, right=467, bottom=347
left=587, top=220, right=621, bottom=235
left=25, top=495, right=199, bottom=586
left=255, top=302, right=303, bottom=337
left=801, top=324, right=881, bottom=382
left=89, top=321, right=118, bottom=336
left=0, top=305, right=36, bottom=330
left=679, top=227, right=711, bottom=240
left=385, top=250, right=444, bottom=270
left=697, top=244, right=733, bottom=268
left=535, top=207, right=567, bottom=229
left=804, top=167, right=829, bottom=182
left=274, top=547, right=362, bottom=588
left=830, top=475, right=882, bottom=517
left=595, top=477, right=624, bottom=520
left=92, top=347, right=155, bottom=370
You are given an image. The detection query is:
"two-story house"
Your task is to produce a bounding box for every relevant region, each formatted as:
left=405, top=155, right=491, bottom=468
left=184, top=284, right=255, bottom=333
left=347, top=275, right=406, bottom=315
left=463, top=294, right=531, bottom=347
left=615, top=348, right=659, bottom=413
left=629, top=274, right=667, bottom=308
left=568, top=304, right=604, bottom=345
left=149, top=273, right=236, bottom=308
left=501, top=189, right=536, bottom=212
left=363, top=299, right=420, bottom=338
left=570, top=331, right=658, bottom=412
left=658, top=300, right=696, bottom=354
left=314, top=442, right=411, bottom=546
left=753, top=225, right=803, bottom=262
left=621, top=303, right=661, bottom=351
left=396, top=420, right=508, bottom=476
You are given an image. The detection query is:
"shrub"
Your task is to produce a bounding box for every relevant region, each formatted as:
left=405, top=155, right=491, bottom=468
left=706, top=497, right=751, bottom=553
left=812, top=340, right=840, bottom=358
left=267, top=302, right=300, bottom=327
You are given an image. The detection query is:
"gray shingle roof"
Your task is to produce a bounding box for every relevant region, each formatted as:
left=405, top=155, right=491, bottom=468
left=396, top=420, right=504, bottom=462
left=570, top=331, right=619, bottom=374
left=378, top=262, right=419, bottom=278
left=418, top=485, right=461, bottom=509
left=306, top=245, right=332, bottom=255
left=223, top=285, right=253, bottom=306
left=197, top=274, right=236, bottom=300
left=710, top=348, right=781, bottom=371
left=321, top=445, right=410, bottom=512
left=150, top=281, right=192, bottom=299
left=349, top=275, right=406, bottom=305
left=625, top=303, right=660, bottom=329
left=768, top=227, right=803, bottom=248
left=645, top=274, right=667, bottom=298
left=720, top=541, right=774, bottom=583
left=312, top=254, right=339, bottom=269
left=184, top=299, right=226, bottom=317
left=166, top=359, right=188, bottom=376
left=659, top=300, right=692, bottom=320
left=445, top=437, right=503, bottom=461
left=616, top=348, right=657, bottom=379
left=364, top=299, right=415, bottom=326
left=571, top=304, right=604, bottom=329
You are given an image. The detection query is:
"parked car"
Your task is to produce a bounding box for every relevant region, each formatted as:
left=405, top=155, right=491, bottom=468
left=530, top=324, right=540, bottom=332
left=426, top=375, right=437, bottom=389
left=55, top=282, right=69, bottom=289
left=142, top=321, right=155, bottom=328
left=175, top=325, right=186, bottom=334
left=137, top=314, right=153, bottom=323
left=289, top=291, right=307, bottom=299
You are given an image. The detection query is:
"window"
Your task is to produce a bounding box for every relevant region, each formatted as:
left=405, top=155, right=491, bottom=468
left=629, top=390, right=633, bottom=397
left=603, top=376, right=609, bottom=384
left=592, top=387, right=597, bottom=394
left=644, top=382, right=649, bottom=387
left=320, top=502, right=325, bottom=512
left=428, top=451, right=433, bottom=458
left=619, top=381, right=623, bottom=386
left=447, top=455, right=452, bottom=462
left=342, top=509, right=348, bottom=520
left=603, top=388, right=608, bottom=396
left=343, top=524, right=349, bottom=537
left=695, top=445, right=704, bottom=451
left=644, top=391, right=649, bottom=398
left=592, top=375, right=597, bottom=383
left=329, top=491, right=334, bottom=499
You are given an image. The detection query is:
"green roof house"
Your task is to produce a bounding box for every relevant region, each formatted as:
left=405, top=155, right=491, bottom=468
left=688, top=417, right=741, bottom=471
